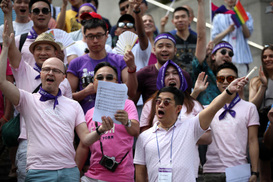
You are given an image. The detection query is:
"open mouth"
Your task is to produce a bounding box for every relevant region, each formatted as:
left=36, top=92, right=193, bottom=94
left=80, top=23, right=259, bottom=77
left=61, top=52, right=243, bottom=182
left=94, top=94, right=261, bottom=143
left=20, top=9, right=26, bottom=13
left=157, top=110, right=165, bottom=118
left=46, top=78, right=54, bottom=82
left=169, top=82, right=176, bottom=87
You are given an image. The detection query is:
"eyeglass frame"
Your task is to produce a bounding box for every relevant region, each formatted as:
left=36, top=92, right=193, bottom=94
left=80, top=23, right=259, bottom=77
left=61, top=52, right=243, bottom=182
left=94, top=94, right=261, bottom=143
left=41, top=67, right=65, bottom=75
left=155, top=98, right=173, bottom=107
left=31, top=8, right=51, bottom=15
left=94, top=74, right=117, bottom=81
left=85, top=33, right=106, bottom=41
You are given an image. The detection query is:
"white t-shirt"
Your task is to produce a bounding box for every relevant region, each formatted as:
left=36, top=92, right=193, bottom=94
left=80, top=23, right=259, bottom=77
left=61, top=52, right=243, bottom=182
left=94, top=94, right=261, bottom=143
left=16, top=89, right=85, bottom=170
left=134, top=116, right=206, bottom=181
left=0, top=20, right=33, bottom=43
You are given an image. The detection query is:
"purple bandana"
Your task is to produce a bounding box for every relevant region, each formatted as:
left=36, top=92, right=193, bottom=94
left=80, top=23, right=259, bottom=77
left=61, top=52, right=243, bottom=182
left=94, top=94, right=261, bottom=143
left=77, top=3, right=97, bottom=17
left=34, top=63, right=41, bottom=80
left=27, top=27, right=38, bottom=39
left=39, top=87, right=62, bottom=109
left=157, top=60, right=188, bottom=92
left=219, top=93, right=241, bottom=120
left=154, top=33, right=176, bottom=45
left=212, top=42, right=233, bottom=55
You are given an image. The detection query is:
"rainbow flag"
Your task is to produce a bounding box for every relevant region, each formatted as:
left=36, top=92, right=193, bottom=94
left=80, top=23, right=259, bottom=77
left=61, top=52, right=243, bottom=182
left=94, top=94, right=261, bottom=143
left=48, top=30, right=55, bottom=38
left=231, top=0, right=249, bottom=27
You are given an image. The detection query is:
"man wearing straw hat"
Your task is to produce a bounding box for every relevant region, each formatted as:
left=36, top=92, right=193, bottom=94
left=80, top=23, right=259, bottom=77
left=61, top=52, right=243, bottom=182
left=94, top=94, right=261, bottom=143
left=0, top=22, right=114, bottom=181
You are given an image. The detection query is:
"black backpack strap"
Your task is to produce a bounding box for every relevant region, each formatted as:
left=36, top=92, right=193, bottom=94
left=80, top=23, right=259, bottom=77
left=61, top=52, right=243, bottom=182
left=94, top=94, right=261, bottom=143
left=19, top=33, right=28, bottom=52
left=53, top=6, right=56, bottom=20
left=32, top=83, right=42, bottom=93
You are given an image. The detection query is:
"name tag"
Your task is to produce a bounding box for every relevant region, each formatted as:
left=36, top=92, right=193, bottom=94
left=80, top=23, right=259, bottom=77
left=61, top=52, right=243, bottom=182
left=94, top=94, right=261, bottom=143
left=158, top=166, right=172, bottom=182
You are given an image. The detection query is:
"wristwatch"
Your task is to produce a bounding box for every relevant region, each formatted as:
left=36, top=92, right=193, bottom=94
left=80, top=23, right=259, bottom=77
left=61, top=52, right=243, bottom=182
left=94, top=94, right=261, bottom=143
left=96, top=126, right=104, bottom=136
left=251, top=171, right=259, bottom=178
left=133, top=8, right=141, bottom=14
left=126, top=119, right=132, bottom=127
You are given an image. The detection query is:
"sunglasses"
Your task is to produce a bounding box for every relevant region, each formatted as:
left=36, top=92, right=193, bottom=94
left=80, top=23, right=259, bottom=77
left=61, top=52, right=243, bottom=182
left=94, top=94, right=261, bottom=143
left=95, top=74, right=116, bottom=81
left=120, top=4, right=129, bottom=11
left=117, top=22, right=134, bottom=29
left=155, top=98, right=172, bottom=107
left=216, top=75, right=236, bottom=84
left=219, top=49, right=234, bottom=57
left=31, top=8, right=50, bottom=15
left=41, top=67, right=64, bottom=74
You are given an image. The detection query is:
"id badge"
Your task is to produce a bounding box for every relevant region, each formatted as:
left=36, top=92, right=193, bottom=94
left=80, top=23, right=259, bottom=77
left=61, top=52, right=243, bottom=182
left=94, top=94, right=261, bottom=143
left=158, top=165, right=172, bottom=182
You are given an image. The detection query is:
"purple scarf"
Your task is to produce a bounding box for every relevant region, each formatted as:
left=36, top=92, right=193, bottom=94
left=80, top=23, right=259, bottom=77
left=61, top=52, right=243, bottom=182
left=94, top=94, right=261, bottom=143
left=219, top=93, right=241, bottom=120
left=71, top=6, right=79, bottom=13
left=27, top=27, right=39, bottom=39
left=157, top=60, right=188, bottom=92
left=34, top=63, right=41, bottom=79
left=39, top=87, right=62, bottom=109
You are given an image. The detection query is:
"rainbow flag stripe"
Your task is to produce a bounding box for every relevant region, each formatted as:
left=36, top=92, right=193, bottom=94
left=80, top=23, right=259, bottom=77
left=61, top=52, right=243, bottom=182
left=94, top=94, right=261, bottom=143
left=231, top=0, right=249, bottom=27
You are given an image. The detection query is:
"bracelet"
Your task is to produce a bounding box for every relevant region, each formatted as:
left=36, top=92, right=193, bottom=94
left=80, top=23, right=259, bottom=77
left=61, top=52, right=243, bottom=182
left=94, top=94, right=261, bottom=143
left=225, top=88, right=233, bottom=95
left=251, top=171, right=259, bottom=178
left=2, top=116, right=8, bottom=122
left=133, top=8, right=141, bottom=14
left=127, top=66, right=136, bottom=73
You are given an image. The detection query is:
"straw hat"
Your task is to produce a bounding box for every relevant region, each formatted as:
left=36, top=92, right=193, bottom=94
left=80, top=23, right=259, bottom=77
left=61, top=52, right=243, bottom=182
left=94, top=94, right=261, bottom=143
left=29, top=33, right=62, bottom=54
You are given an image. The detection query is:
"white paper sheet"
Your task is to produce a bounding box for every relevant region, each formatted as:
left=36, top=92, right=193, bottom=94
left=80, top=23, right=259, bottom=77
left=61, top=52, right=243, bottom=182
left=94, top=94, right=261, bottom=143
left=93, top=81, right=128, bottom=124
left=225, top=164, right=251, bottom=182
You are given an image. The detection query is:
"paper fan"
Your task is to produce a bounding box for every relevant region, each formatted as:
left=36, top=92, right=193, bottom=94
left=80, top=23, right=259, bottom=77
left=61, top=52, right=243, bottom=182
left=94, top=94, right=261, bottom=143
left=46, top=29, right=75, bottom=50
left=115, top=31, right=138, bottom=55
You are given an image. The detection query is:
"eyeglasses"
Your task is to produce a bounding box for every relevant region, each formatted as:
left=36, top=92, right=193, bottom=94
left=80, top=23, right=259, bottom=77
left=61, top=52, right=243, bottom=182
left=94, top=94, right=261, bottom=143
left=31, top=8, right=50, bottom=15
left=41, top=67, right=64, bottom=74
left=95, top=74, right=116, bottom=81
left=155, top=98, right=172, bottom=107
left=85, top=33, right=106, bottom=40
left=216, top=75, right=236, bottom=84
left=219, top=49, right=234, bottom=57
left=117, top=22, right=134, bottom=29
left=120, top=4, right=129, bottom=11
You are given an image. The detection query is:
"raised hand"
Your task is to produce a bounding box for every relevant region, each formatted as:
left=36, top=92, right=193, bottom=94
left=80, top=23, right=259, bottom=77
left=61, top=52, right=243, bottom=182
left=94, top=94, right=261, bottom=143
left=258, top=66, right=267, bottom=87
left=124, top=50, right=136, bottom=71
left=227, top=77, right=249, bottom=94
left=2, top=20, right=14, bottom=48
left=0, top=0, right=12, bottom=14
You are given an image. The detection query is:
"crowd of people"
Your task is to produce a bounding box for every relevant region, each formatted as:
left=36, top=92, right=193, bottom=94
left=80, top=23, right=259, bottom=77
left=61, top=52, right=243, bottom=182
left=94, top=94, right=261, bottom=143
left=0, top=0, right=272, bottom=181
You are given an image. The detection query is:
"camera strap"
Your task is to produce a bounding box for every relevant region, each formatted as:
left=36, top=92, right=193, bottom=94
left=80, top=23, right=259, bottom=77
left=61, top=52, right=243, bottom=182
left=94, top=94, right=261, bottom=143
left=95, top=122, right=129, bottom=164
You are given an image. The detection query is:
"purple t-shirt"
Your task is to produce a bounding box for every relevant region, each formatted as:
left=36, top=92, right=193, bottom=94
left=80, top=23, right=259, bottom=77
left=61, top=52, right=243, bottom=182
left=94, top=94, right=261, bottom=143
left=67, top=53, right=127, bottom=113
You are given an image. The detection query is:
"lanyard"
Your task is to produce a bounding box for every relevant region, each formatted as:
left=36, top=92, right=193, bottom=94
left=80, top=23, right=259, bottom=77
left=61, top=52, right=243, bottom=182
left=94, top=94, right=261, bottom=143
left=156, top=125, right=175, bottom=165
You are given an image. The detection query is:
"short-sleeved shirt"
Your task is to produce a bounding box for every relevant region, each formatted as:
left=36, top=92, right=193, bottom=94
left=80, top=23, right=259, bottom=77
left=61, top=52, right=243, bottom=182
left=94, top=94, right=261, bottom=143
left=203, top=99, right=259, bottom=173
left=67, top=53, right=127, bottom=113
left=173, top=33, right=197, bottom=78
left=11, top=59, right=72, bottom=140
left=16, top=89, right=85, bottom=170
left=84, top=99, right=139, bottom=182
left=192, top=57, right=220, bottom=105
left=134, top=116, right=206, bottom=181
left=58, top=9, right=81, bottom=33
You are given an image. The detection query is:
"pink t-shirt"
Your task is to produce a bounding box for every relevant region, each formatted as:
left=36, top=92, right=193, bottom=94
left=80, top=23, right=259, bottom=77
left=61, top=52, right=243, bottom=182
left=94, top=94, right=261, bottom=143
left=0, top=47, right=13, bottom=117
left=203, top=99, right=260, bottom=173
left=11, top=59, right=72, bottom=139
left=84, top=99, right=139, bottom=182
left=16, top=89, right=85, bottom=170
left=134, top=116, right=206, bottom=181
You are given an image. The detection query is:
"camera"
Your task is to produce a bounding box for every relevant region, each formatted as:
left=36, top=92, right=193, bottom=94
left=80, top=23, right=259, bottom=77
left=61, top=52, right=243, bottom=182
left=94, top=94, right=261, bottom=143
left=99, top=155, right=119, bottom=172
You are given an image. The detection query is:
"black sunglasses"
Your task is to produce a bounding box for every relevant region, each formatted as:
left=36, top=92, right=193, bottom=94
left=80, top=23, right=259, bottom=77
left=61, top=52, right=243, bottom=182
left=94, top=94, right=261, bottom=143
left=216, top=75, right=236, bottom=84
left=31, top=8, right=50, bottom=15
left=95, top=74, right=116, bottom=81
left=219, top=49, right=234, bottom=57
left=120, top=4, right=129, bottom=11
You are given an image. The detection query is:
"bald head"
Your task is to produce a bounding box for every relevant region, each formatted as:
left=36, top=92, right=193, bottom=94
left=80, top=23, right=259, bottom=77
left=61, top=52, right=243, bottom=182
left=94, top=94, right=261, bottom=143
left=42, top=57, right=65, bottom=74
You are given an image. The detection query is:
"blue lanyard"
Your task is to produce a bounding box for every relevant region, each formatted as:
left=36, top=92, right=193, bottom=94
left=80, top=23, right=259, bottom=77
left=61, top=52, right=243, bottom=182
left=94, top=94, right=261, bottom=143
left=156, top=125, right=175, bottom=164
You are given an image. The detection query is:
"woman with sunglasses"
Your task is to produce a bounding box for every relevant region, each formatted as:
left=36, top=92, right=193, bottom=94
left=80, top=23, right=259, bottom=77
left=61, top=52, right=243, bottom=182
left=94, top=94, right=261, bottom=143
left=75, top=62, right=139, bottom=182
left=249, top=45, right=273, bottom=181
